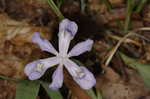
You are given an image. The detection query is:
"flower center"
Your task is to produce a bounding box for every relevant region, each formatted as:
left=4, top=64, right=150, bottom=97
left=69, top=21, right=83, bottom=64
left=57, top=54, right=68, bottom=63
left=58, top=55, right=68, bottom=59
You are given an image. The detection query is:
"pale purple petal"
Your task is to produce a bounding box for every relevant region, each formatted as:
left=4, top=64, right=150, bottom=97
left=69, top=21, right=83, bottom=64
left=64, top=59, right=96, bottom=89
left=32, top=32, right=58, bottom=55
left=68, top=39, right=93, bottom=57
left=58, top=19, right=78, bottom=56
left=58, top=32, right=72, bottom=56
left=59, top=19, right=78, bottom=37
left=49, top=65, right=63, bottom=90
left=73, top=66, right=96, bottom=89
left=28, top=71, right=43, bottom=80
left=63, top=59, right=82, bottom=77
left=24, top=57, right=60, bottom=80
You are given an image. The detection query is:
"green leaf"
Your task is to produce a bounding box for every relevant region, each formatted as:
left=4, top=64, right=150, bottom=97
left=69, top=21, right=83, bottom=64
left=86, top=89, right=97, bottom=99
left=40, top=82, right=63, bottom=99
left=86, top=89, right=103, bottom=99
left=97, top=91, right=103, bottom=99
left=136, top=63, right=150, bottom=89
left=15, top=80, right=40, bottom=99
left=120, top=52, right=150, bottom=89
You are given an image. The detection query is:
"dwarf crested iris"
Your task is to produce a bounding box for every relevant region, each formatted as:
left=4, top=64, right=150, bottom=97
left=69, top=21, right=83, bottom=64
left=24, top=19, right=96, bottom=90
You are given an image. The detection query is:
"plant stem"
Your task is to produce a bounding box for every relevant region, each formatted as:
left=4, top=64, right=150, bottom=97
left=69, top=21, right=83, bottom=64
left=136, top=0, right=147, bottom=13
left=47, top=0, right=64, bottom=20
left=102, top=0, right=113, bottom=11
left=124, top=0, right=135, bottom=33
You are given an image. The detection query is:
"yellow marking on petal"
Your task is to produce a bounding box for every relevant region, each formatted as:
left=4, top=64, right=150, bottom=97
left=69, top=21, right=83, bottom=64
left=35, top=63, right=44, bottom=72
left=76, top=71, right=85, bottom=78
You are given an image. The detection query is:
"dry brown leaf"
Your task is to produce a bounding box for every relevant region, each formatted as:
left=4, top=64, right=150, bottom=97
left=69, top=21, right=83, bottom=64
left=143, top=45, right=150, bottom=62
left=109, top=0, right=124, bottom=6
left=0, top=80, right=16, bottom=99
left=87, top=0, right=107, bottom=13
left=0, top=14, right=51, bottom=44
left=143, top=4, right=150, bottom=26
left=96, top=67, right=149, bottom=99
left=0, top=14, right=52, bottom=79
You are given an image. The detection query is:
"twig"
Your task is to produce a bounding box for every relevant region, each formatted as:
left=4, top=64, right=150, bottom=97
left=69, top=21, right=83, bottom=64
left=105, top=32, right=133, bottom=66
left=105, top=27, right=150, bottom=66
left=107, top=34, right=142, bottom=46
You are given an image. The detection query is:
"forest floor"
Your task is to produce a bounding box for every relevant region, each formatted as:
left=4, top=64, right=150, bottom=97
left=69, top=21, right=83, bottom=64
left=0, top=0, right=150, bottom=99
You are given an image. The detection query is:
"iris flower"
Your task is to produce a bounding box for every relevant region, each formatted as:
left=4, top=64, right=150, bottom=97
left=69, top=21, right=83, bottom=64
left=24, top=19, right=96, bottom=90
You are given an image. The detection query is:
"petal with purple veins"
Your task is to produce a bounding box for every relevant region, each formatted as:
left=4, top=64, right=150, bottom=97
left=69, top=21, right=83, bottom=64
left=68, top=39, right=93, bottom=57
left=58, top=19, right=78, bottom=56
left=32, top=32, right=58, bottom=55
left=49, top=65, right=63, bottom=90
left=58, top=19, right=78, bottom=37
left=73, top=66, right=96, bottom=89
left=63, top=59, right=96, bottom=89
left=58, top=33, right=71, bottom=56
left=63, top=59, right=82, bottom=78
left=24, top=57, right=60, bottom=80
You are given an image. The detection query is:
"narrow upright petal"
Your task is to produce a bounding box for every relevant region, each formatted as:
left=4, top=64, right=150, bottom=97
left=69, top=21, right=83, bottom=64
left=24, top=57, right=60, bottom=80
left=73, top=66, right=96, bottom=89
left=58, top=19, right=78, bottom=37
left=58, top=32, right=72, bottom=56
left=68, top=39, right=93, bottom=57
left=49, top=65, right=64, bottom=90
left=32, top=32, right=58, bottom=55
left=58, top=19, right=78, bottom=56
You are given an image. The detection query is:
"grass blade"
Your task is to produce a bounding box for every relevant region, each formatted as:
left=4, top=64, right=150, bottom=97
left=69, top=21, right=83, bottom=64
left=124, top=0, right=136, bottom=33
left=47, top=0, right=64, bottom=20
left=102, top=0, right=112, bottom=11
left=0, top=75, right=20, bottom=82
left=136, top=0, right=148, bottom=13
